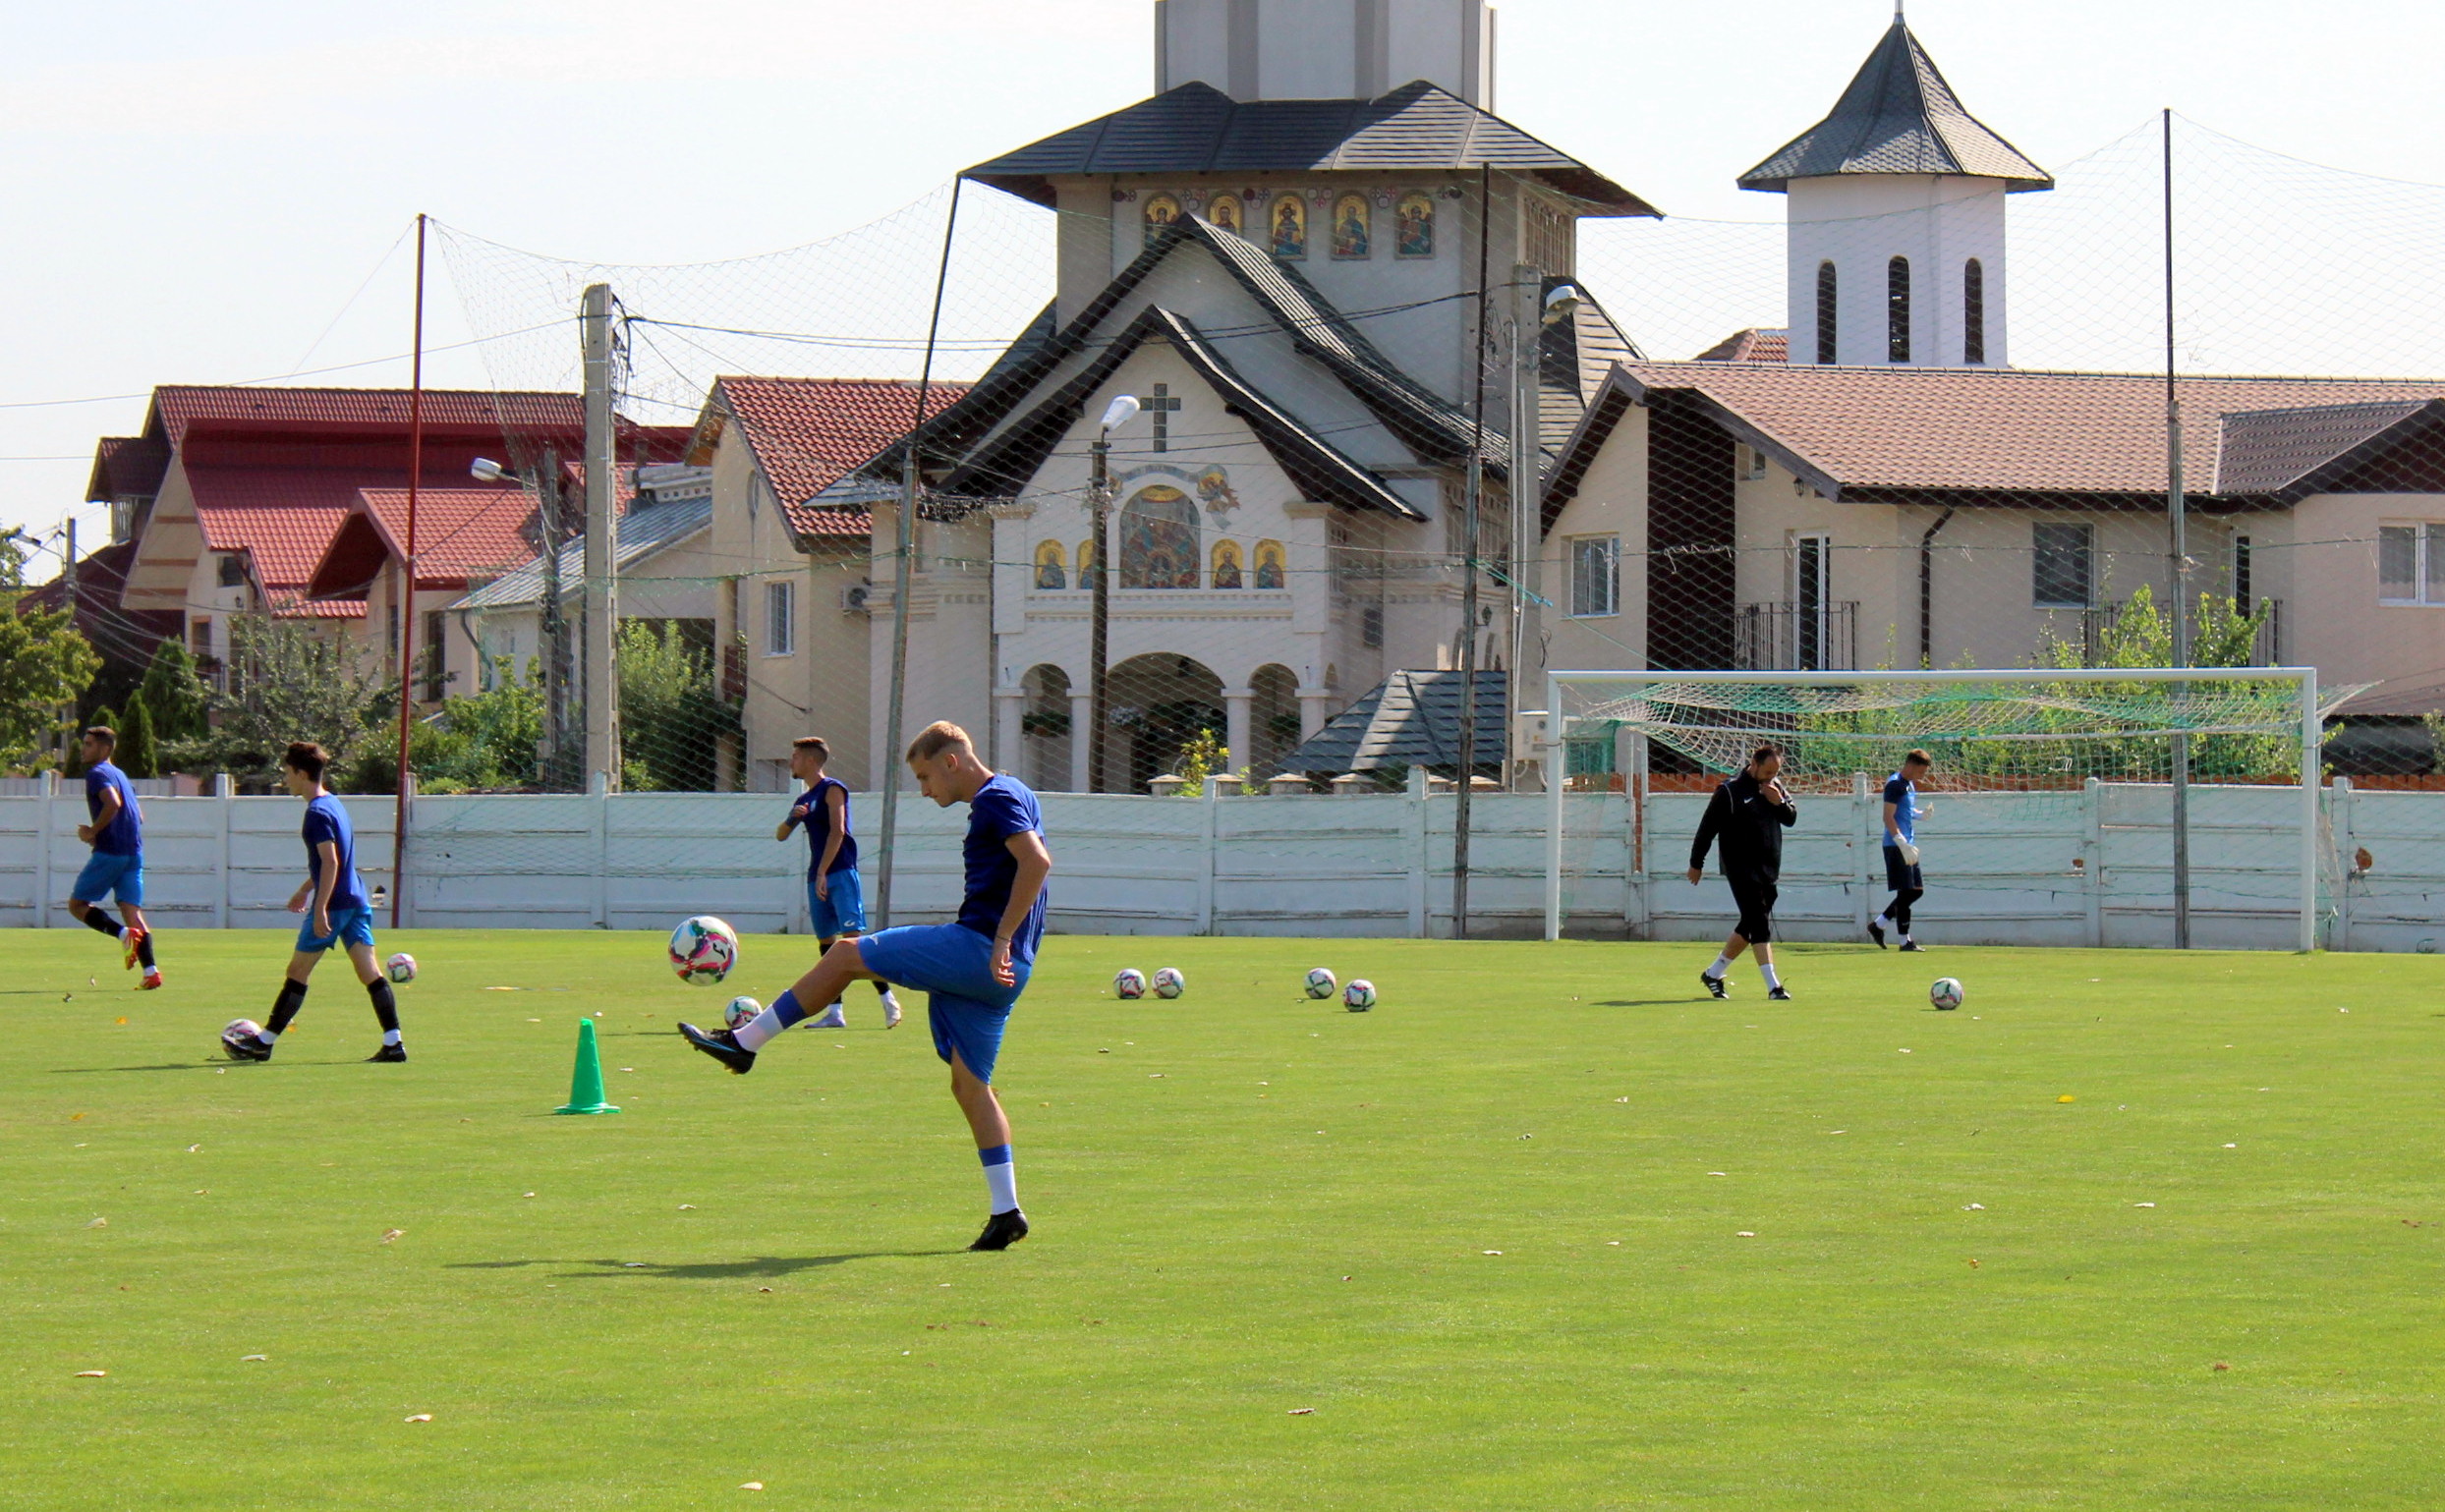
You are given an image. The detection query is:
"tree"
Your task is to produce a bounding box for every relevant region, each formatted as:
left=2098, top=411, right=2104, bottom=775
left=618, top=621, right=737, bottom=792
left=0, top=606, right=102, bottom=771
left=0, top=532, right=27, bottom=612
left=136, top=639, right=209, bottom=745
left=168, top=616, right=391, bottom=784
left=116, top=699, right=158, bottom=778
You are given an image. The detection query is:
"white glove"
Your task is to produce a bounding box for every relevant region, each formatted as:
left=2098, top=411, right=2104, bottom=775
left=1899, top=842, right=1921, bottom=867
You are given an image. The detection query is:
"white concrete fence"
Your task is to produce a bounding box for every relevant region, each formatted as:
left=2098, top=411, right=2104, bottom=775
left=0, top=769, right=2433, bottom=949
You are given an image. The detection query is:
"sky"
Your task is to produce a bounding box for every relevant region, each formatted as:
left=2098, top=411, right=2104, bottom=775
left=9, top=0, right=2445, bottom=564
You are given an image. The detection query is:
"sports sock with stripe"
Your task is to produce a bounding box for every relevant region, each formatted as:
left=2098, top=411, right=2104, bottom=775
left=733, top=988, right=809, bottom=1052
left=367, top=979, right=401, bottom=1038
left=980, top=1144, right=1018, bottom=1215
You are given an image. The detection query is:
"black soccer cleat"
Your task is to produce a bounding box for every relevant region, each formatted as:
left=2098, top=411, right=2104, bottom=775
left=1898, top=940, right=1926, bottom=953
left=366, top=1043, right=407, bottom=1063
left=1867, top=919, right=1888, bottom=949
left=221, top=1032, right=271, bottom=1063
left=968, top=1208, right=1030, bottom=1252
left=678, top=1021, right=756, bottom=1075
left=1768, top=985, right=1794, bottom=1001
left=1700, top=970, right=1729, bottom=1000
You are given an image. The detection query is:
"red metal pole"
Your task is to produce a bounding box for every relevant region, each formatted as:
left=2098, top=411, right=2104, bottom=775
left=389, top=213, right=426, bottom=929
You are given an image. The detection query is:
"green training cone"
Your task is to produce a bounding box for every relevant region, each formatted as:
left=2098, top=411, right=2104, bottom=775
left=554, top=1018, right=620, bottom=1115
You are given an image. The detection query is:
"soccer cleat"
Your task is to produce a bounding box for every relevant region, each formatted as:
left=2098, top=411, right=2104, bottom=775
left=1899, top=940, right=1926, bottom=953
left=1700, top=970, right=1729, bottom=1000
left=367, top=1043, right=408, bottom=1063
left=881, top=990, right=902, bottom=1030
left=809, top=1004, right=848, bottom=1030
left=221, top=1032, right=271, bottom=1063
left=122, top=926, right=146, bottom=971
left=1867, top=918, right=1888, bottom=949
left=1768, top=985, right=1794, bottom=1001
left=968, top=1208, right=1030, bottom=1252
left=139, top=970, right=164, bottom=991
left=677, top=1021, right=756, bottom=1075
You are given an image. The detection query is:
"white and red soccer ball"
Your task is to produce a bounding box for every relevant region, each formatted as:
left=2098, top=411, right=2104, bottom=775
left=669, top=917, right=740, bottom=984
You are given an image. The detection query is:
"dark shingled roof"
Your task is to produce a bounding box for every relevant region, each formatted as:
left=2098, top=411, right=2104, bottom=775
left=2213, top=401, right=2443, bottom=498
left=968, top=81, right=1659, bottom=218
left=1279, top=669, right=1507, bottom=774
left=1738, top=20, right=2051, bottom=194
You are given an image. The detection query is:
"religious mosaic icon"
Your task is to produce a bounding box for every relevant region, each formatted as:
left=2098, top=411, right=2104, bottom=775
left=1254, top=538, right=1287, bottom=590
left=1145, top=194, right=1181, bottom=230
left=1211, top=539, right=1245, bottom=589
left=1121, top=485, right=1201, bottom=588
left=1077, top=537, right=1100, bottom=590
left=1270, top=195, right=1307, bottom=260
left=1395, top=193, right=1436, bottom=258
left=1210, top=195, right=1244, bottom=233
left=1034, top=539, right=1067, bottom=590
left=1333, top=195, right=1372, bottom=259
left=1195, top=464, right=1241, bottom=514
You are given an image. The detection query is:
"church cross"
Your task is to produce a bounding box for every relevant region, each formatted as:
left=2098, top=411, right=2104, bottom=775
left=1140, top=383, right=1182, bottom=453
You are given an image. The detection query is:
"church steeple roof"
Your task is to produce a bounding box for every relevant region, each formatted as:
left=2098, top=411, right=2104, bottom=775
left=1736, top=16, right=2051, bottom=194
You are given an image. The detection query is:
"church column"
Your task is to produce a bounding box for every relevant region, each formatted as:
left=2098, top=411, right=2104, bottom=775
left=1298, top=684, right=1335, bottom=741
left=1222, top=687, right=1255, bottom=774
left=993, top=685, right=1027, bottom=780
left=1068, top=690, right=1096, bottom=794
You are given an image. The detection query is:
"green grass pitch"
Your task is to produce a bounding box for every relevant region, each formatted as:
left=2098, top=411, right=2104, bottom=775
left=4, top=928, right=2441, bottom=1509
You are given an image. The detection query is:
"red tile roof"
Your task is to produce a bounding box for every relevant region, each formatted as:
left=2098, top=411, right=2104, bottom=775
left=185, top=468, right=389, bottom=591
left=1692, top=328, right=1790, bottom=364
left=306, top=487, right=538, bottom=599
left=150, top=386, right=586, bottom=447
left=704, top=377, right=971, bottom=538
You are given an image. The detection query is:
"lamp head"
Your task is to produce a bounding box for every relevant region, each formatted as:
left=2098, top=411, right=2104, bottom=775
left=1098, top=395, right=1142, bottom=432
left=1542, top=284, right=1583, bottom=327
left=470, top=457, right=510, bottom=484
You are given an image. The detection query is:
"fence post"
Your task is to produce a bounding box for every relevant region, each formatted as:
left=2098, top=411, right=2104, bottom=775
left=1406, top=765, right=1429, bottom=938
left=1196, top=781, right=1218, bottom=935
left=1852, top=772, right=1873, bottom=939
left=35, top=769, right=55, bottom=928
left=2082, top=776, right=2105, bottom=948
left=2330, top=777, right=2355, bottom=953
left=591, top=771, right=610, bottom=929
left=1627, top=734, right=1650, bottom=940
left=213, top=773, right=232, bottom=930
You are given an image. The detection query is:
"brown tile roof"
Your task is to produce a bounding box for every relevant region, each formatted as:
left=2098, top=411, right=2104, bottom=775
left=86, top=435, right=171, bottom=503
left=185, top=468, right=380, bottom=592
left=2212, top=401, right=2443, bottom=497
left=306, top=487, right=538, bottom=599
left=706, top=377, right=970, bottom=538
left=1692, top=328, right=1790, bottom=364
left=148, top=386, right=586, bottom=446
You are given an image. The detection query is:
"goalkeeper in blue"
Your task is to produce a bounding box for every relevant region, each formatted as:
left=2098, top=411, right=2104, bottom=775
left=681, top=721, right=1052, bottom=1253
left=1868, top=750, right=1933, bottom=952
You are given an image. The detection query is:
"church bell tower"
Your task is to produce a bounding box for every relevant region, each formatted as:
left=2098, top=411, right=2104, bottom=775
left=1156, top=0, right=1496, bottom=107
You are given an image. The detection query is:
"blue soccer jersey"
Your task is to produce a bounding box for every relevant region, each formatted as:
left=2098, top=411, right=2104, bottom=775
left=303, top=794, right=370, bottom=911
left=955, top=775, right=1047, bottom=966
left=85, top=761, right=142, bottom=856
left=1882, top=773, right=1918, bottom=850
left=793, top=776, right=859, bottom=876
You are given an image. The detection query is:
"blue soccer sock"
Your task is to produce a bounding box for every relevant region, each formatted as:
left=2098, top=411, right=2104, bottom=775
left=980, top=1144, right=1018, bottom=1215
left=733, top=988, right=810, bottom=1052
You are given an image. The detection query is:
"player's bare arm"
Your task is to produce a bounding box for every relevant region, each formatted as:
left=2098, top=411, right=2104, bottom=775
left=815, top=785, right=848, bottom=901
left=991, top=831, right=1052, bottom=986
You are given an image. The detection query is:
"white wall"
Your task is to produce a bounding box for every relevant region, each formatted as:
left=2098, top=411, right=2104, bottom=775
left=1787, top=175, right=2011, bottom=369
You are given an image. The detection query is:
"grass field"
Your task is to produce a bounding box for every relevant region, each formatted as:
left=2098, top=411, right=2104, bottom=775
left=4, top=928, right=2441, bottom=1509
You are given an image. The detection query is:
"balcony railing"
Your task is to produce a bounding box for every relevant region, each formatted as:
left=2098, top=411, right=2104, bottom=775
left=2075, top=599, right=2284, bottom=666
left=1734, top=601, right=1859, bottom=672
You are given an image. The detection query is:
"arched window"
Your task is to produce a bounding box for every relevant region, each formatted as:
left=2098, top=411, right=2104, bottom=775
left=1887, top=256, right=1912, bottom=364
left=1963, top=257, right=1987, bottom=364
left=1120, top=485, right=1201, bottom=588
left=1815, top=261, right=1838, bottom=364
left=1033, top=539, right=1066, bottom=590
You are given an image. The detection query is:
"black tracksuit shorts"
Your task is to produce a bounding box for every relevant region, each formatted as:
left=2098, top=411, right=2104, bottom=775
left=1727, top=869, right=1779, bottom=944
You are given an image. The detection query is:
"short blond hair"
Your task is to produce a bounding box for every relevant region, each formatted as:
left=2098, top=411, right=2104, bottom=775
left=905, top=720, right=973, bottom=763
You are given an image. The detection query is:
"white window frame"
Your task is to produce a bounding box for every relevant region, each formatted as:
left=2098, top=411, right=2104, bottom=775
left=2377, top=522, right=2445, bottom=606
left=764, top=578, right=797, bottom=656
left=1569, top=534, right=1620, bottom=619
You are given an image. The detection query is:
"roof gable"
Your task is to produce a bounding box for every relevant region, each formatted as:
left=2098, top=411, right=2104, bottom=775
left=705, top=377, right=970, bottom=540
left=306, top=487, right=538, bottom=600
left=1738, top=21, right=2050, bottom=193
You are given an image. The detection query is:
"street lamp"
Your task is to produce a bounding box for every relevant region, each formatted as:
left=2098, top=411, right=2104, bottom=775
left=1087, top=394, right=1141, bottom=794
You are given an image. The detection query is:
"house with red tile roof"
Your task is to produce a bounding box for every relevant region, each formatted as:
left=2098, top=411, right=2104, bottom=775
left=302, top=485, right=542, bottom=701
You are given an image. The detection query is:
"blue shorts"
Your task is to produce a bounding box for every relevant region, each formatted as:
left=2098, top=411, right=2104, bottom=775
left=808, top=868, right=867, bottom=937
left=855, top=923, right=1029, bottom=1084
left=72, top=852, right=143, bottom=907
left=297, top=906, right=376, bottom=955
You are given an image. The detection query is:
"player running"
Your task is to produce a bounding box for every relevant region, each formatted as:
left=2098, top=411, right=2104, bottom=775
left=681, top=721, right=1052, bottom=1252
left=1869, top=750, right=1933, bottom=952
left=68, top=725, right=161, bottom=989
left=777, top=735, right=900, bottom=1031
left=1688, top=744, right=1799, bottom=1001
left=220, top=742, right=408, bottom=1065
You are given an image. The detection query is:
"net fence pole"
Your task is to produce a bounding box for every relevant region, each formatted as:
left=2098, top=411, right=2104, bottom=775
left=2164, top=106, right=2193, bottom=950
left=1452, top=162, right=1493, bottom=940
left=874, top=181, right=962, bottom=930
left=1544, top=673, right=1564, bottom=940
left=2302, top=668, right=2321, bottom=953
left=388, top=212, right=426, bottom=931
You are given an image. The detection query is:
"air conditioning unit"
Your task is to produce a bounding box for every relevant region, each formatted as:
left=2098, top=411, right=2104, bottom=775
left=841, top=583, right=874, bottom=615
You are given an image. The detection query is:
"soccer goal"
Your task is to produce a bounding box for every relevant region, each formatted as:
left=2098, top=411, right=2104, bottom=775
left=1540, top=668, right=2335, bottom=952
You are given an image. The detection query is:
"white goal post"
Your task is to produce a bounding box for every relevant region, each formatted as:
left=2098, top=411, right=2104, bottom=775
left=1541, top=667, right=2324, bottom=951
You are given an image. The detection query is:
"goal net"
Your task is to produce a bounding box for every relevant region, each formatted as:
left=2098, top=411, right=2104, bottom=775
left=1540, top=668, right=2346, bottom=952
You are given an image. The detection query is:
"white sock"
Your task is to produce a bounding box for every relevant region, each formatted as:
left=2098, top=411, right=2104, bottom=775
left=1705, top=954, right=1732, bottom=980
left=984, top=1158, right=1018, bottom=1215
left=1877, top=912, right=1894, bottom=925
left=733, top=1007, right=786, bottom=1052
left=1760, top=962, right=1783, bottom=990
left=256, top=1028, right=280, bottom=1044
left=382, top=1029, right=402, bottom=1046
left=1899, top=934, right=1914, bottom=947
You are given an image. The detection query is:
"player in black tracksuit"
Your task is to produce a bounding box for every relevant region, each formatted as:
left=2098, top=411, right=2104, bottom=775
left=1687, top=744, right=1800, bottom=1001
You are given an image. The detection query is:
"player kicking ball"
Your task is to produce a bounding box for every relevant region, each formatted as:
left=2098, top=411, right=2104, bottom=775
left=777, top=735, right=900, bottom=1031
left=221, top=742, right=408, bottom=1065
left=67, top=725, right=161, bottom=989
left=1688, top=743, right=1799, bottom=1001
left=681, top=721, right=1051, bottom=1253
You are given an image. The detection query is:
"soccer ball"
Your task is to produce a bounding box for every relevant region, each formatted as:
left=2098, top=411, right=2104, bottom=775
left=1152, top=967, right=1186, bottom=999
left=221, top=1019, right=262, bottom=1051
left=1930, top=977, right=1965, bottom=1011
left=1113, top=968, right=1148, bottom=1000
left=724, top=995, right=763, bottom=1032
left=668, top=916, right=740, bottom=984
left=1304, top=968, right=1337, bottom=999
left=1343, top=979, right=1377, bottom=1012
left=384, top=952, right=418, bottom=984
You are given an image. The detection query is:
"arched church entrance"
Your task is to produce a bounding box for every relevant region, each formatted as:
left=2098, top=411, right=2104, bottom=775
left=1250, top=663, right=1300, bottom=777
left=1107, top=653, right=1225, bottom=793
left=1021, top=663, right=1072, bottom=792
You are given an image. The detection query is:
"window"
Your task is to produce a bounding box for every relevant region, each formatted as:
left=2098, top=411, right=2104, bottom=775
left=2033, top=523, right=2094, bottom=608
left=1963, top=258, right=1987, bottom=364
left=1362, top=603, right=1384, bottom=647
left=216, top=553, right=246, bottom=588
left=2378, top=523, right=2445, bottom=604
left=1792, top=533, right=1830, bottom=671
left=1570, top=535, right=1620, bottom=618
left=765, top=579, right=796, bottom=655
left=1741, top=446, right=1768, bottom=481
left=421, top=610, right=446, bottom=700
left=1887, top=256, right=1912, bottom=364
left=1815, top=261, right=1838, bottom=364
left=2234, top=534, right=2253, bottom=614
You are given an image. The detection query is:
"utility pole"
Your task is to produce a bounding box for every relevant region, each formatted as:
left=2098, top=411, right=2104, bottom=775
left=1507, top=263, right=1549, bottom=794
left=1453, top=163, right=1494, bottom=939
left=2163, top=108, right=2192, bottom=950
left=581, top=283, right=620, bottom=794
left=1086, top=395, right=1141, bottom=796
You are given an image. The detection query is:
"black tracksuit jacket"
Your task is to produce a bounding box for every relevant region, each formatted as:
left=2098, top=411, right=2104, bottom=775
left=1688, top=771, right=1798, bottom=880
